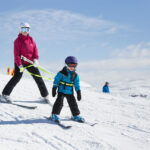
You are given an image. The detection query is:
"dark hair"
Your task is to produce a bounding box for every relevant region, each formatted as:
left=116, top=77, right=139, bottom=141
left=105, top=82, right=109, bottom=85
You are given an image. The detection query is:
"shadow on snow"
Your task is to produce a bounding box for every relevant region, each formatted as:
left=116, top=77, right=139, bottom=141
left=0, top=118, right=56, bottom=125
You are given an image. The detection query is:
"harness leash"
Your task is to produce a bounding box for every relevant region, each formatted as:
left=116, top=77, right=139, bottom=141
left=21, top=55, right=54, bottom=81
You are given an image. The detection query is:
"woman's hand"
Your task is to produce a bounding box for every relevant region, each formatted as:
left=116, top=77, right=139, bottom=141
left=33, top=59, right=39, bottom=67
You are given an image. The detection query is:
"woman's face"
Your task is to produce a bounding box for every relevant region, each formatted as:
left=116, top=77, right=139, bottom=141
left=21, top=32, right=28, bottom=36
left=20, top=27, right=30, bottom=36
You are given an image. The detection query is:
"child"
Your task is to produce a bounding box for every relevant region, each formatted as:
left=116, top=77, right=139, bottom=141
left=51, top=56, right=84, bottom=122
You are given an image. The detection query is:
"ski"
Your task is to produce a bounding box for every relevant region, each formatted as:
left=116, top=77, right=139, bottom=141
left=0, top=101, right=37, bottom=109
left=11, top=102, right=37, bottom=109
left=45, top=117, right=72, bottom=129
left=0, top=95, right=37, bottom=109
left=84, top=121, right=98, bottom=127
left=70, top=118, right=98, bottom=127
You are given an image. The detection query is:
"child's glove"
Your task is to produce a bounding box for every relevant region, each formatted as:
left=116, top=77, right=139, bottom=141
left=52, top=87, right=57, bottom=97
left=19, top=65, right=24, bottom=73
left=77, top=90, right=81, bottom=101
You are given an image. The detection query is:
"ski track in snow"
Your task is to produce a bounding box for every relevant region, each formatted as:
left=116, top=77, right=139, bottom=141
left=0, top=74, right=150, bottom=150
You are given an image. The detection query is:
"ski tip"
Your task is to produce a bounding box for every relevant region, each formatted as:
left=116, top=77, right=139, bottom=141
left=65, top=125, right=72, bottom=129
left=90, top=123, right=98, bottom=126
left=32, top=106, right=38, bottom=109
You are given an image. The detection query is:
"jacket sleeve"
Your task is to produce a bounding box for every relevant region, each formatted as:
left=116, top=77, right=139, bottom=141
left=74, top=74, right=80, bottom=92
left=107, top=87, right=110, bottom=93
left=14, top=39, right=22, bottom=67
left=53, top=72, right=62, bottom=88
left=32, top=38, right=39, bottom=60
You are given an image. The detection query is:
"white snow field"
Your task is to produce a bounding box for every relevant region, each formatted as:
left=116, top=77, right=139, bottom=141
left=0, top=74, right=150, bottom=150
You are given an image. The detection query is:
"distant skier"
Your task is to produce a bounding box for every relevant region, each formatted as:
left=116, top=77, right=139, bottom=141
left=102, top=82, right=110, bottom=93
left=1, top=22, right=49, bottom=103
left=51, top=56, right=84, bottom=122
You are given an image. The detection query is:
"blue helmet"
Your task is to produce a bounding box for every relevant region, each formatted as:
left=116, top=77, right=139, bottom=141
left=65, top=56, right=78, bottom=64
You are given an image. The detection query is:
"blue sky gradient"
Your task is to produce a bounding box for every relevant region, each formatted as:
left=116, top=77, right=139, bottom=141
left=0, top=0, right=150, bottom=86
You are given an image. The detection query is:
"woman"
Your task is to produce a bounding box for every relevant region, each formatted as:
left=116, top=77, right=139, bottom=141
left=2, top=22, right=49, bottom=103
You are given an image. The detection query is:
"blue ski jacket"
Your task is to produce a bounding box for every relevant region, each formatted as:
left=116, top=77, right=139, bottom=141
left=102, top=85, right=110, bottom=93
left=53, top=67, right=80, bottom=95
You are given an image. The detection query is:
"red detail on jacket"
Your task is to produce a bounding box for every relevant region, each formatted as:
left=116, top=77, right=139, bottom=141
left=14, top=34, right=39, bottom=66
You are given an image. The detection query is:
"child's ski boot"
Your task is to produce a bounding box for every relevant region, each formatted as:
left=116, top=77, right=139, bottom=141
left=73, top=115, right=85, bottom=123
left=51, top=114, right=60, bottom=123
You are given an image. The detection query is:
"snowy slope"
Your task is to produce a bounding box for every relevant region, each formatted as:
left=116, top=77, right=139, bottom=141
left=0, top=74, right=150, bottom=150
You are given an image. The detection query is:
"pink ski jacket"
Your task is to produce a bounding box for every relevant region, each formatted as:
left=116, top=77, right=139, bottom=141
left=14, top=34, right=39, bottom=66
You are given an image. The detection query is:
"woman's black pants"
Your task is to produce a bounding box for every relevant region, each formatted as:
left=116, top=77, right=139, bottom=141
left=2, top=63, right=49, bottom=97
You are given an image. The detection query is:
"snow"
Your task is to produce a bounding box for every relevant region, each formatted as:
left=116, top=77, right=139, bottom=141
left=0, top=74, right=150, bottom=150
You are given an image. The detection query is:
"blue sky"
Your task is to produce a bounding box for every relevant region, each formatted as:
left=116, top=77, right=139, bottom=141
left=0, top=0, right=150, bottom=86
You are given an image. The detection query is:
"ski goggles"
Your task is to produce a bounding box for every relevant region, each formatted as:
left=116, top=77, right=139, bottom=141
left=21, top=27, right=30, bottom=33
left=67, top=64, right=77, bottom=68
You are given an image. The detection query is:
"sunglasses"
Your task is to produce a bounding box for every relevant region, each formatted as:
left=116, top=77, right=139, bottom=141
left=21, top=27, right=30, bottom=33
left=67, top=64, right=77, bottom=68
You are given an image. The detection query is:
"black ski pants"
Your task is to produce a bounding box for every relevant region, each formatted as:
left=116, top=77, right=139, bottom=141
left=52, top=92, right=80, bottom=116
left=2, top=63, right=49, bottom=97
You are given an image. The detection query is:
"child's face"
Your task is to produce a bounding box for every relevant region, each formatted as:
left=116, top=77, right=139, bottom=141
left=67, top=66, right=75, bottom=71
left=67, top=64, right=77, bottom=71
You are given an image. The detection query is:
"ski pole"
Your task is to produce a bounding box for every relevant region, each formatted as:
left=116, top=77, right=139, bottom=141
left=21, top=55, right=33, bottom=64
left=21, top=55, right=55, bottom=77
left=24, top=70, right=53, bottom=81
left=20, top=64, right=53, bottom=81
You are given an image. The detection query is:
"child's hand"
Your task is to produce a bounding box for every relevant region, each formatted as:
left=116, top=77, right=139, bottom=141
left=77, top=90, right=81, bottom=101
left=52, top=87, right=57, bottom=97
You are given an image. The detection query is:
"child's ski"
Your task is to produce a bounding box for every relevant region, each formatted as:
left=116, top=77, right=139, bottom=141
left=84, top=121, right=98, bottom=127
left=71, top=118, right=98, bottom=127
left=45, top=117, right=72, bottom=129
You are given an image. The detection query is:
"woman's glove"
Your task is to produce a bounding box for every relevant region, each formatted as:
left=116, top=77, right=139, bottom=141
left=19, top=65, right=24, bottom=72
left=33, top=59, right=39, bottom=67
left=52, top=87, right=57, bottom=97
left=77, top=90, right=81, bottom=101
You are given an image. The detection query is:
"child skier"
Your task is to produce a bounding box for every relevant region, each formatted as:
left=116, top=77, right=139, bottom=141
left=51, top=56, right=84, bottom=122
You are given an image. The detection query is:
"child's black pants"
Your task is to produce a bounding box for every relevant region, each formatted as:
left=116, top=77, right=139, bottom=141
left=52, top=92, right=80, bottom=116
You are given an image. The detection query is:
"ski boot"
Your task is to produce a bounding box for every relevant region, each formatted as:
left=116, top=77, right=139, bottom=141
left=51, top=114, right=60, bottom=123
left=73, top=115, right=85, bottom=123
left=1, top=94, right=12, bottom=103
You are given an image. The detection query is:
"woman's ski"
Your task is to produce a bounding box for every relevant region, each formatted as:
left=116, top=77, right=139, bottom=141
left=10, top=102, right=37, bottom=109
left=0, top=94, right=37, bottom=109
left=0, top=101, right=37, bottom=109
